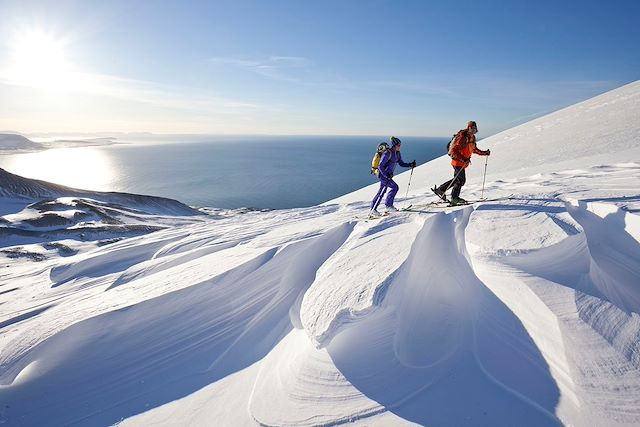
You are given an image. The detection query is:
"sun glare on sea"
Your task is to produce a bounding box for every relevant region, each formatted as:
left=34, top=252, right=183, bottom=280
left=6, top=29, right=77, bottom=92
left=3, top=147, right=117, bottom=192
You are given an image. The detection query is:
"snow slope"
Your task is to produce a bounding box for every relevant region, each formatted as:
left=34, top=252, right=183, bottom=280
left=1, top=81, right=640, bottom=426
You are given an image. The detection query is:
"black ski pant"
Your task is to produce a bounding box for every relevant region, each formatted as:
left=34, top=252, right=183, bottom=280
left=438, top=166, right=466, bottom=199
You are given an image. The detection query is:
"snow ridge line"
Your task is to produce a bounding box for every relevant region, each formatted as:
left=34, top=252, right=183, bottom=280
left=563, top=200, right=640, bottom=369
left=310, top=268, right=400, bottom=349
left=301, top=215, right=425, bottom=349
left=468, top=195, right=640, bottom=424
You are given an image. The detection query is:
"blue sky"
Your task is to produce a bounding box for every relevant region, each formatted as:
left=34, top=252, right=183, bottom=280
left=0, top=0, right=638, bottom=136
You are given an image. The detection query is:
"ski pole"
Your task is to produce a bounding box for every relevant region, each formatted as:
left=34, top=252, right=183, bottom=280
left=369, top=180, right=388, bottom=216
left=480, top=156, right=488, bottom=200
left=404, top=167, right=414, bottom=202
left=376, top=183, right=389, bottom=210
left=443, top=165, right=465, bottom=194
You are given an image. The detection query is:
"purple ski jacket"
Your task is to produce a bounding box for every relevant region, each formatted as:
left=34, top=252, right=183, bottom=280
left=378, top=149, right=411, bottom=179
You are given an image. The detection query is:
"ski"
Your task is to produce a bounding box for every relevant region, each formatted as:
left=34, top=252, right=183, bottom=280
left=402, top=194, right=516, bottom=212
left=430, top=186, right=448, bottom=202
left=359, top=195, right=516, bottom=218
left=355, top=212, right=390, bottom=221
left=370, top=213, right=390, bottom=219
left=459, top=194, right=516, bottom=204
left=406, top=199, right=449, bottom=210
left=433, top=194, right=516, bottom=208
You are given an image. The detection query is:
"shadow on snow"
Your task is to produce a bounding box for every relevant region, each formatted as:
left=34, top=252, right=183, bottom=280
left=0, top=222, right=354, bottom=426
left=328, top=208, right=562, bottom=426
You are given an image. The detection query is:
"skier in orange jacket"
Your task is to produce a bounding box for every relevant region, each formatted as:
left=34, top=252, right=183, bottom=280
left=433, top=121, right=490, bottom=205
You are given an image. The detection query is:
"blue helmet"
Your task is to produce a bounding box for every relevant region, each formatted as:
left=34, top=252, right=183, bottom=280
left=390, top=136, right=401, bottom=147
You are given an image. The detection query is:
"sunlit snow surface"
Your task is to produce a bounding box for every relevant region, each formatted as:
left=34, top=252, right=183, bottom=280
left=1, top=81, right=640, bottom=426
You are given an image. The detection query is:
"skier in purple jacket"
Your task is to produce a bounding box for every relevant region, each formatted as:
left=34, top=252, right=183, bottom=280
left=370, top=137, right=416, bottom=216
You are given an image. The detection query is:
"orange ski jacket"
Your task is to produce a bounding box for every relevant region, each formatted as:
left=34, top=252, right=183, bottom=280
left=449, top=130, right=490, bottom=168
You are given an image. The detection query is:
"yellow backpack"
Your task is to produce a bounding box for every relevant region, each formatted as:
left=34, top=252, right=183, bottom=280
left=371, top=142, right=390, bottom=175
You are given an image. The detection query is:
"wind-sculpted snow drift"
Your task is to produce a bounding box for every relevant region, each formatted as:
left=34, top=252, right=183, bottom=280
left=1, top=81, right=640, bottom=426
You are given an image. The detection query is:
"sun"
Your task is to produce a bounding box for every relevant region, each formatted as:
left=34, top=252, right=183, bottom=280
left=7, top=29, right=76, bottom=92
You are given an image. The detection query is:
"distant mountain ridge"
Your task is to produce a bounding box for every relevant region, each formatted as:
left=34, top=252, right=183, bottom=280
left=0, top=167, right=200, bottom=216
left=0, top=133, right=43, bottom=151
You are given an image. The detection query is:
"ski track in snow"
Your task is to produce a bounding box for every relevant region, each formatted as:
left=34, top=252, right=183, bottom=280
left=1, top=81, right=640, bottom=426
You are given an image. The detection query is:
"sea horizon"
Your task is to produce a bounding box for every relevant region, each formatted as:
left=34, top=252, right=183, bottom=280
left=0, top=135, right=448, bottom=210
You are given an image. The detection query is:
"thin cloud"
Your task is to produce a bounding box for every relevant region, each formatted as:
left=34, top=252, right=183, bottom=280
left=208, top=55, right=311, bottom=82
left=466, top=75, right=620, bottom=103
left=367, top=73, right=619, bottom=107
left=0, top=64, right=274, bottom=116
left=206, top=54, right=356, bottom=91
left=368, top=80, right=459, bottom=97
left=87, top=74, right=266, bottom=115
left=208, top=55, right=310, bottom=68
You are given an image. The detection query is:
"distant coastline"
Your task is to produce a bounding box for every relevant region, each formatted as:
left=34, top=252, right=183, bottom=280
left=0, top=135, right=446, bottom=210
left=0, top=133, right=119, bottom=153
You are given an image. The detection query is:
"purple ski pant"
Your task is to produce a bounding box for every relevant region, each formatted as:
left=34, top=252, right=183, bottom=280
left=370, top=177, right=399, bottom=211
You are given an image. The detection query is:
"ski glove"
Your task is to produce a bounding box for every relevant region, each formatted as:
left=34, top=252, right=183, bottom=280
left=410, top=160, right=417, bottom=168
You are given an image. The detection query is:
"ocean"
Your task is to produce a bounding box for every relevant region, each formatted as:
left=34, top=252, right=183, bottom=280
left=0, top=135, right=446, bottom=209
